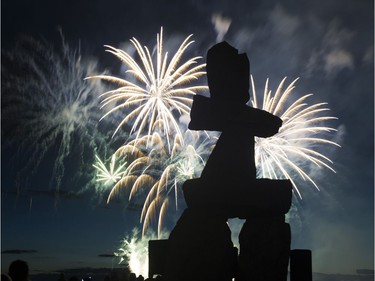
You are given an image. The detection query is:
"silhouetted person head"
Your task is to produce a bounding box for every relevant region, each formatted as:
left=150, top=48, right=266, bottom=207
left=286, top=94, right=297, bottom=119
left=8, top=260, right=29, bottom=281
left=206, top=41, right=250, bottom=104
left=128, top=273, right=137, bottom=281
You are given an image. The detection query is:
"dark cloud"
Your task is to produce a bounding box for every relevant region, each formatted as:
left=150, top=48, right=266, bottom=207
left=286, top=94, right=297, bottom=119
left=2, top=189, right=81, bottom=200
left=97, top=254, right=115, bottom=258
left=356, top=270, right=375, bottom=275
left=27, top=189, right=81, bottom=199
left=313, top=272, right=374, bottom=281
left=2, top=249, right=38, bottom=254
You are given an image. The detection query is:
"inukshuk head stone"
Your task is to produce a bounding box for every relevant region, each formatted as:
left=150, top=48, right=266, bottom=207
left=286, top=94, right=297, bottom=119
left=189, top=41, right=282, bottom=137
left=206, top=41, right=250, bottom=104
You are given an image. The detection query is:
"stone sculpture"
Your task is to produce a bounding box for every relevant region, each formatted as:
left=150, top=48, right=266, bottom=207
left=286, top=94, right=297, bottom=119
left=163, top=41, right=293, bottom=281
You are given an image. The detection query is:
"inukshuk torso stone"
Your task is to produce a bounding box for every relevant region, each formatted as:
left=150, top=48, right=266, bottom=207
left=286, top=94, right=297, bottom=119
left=164, top=42, right=293, bottom=281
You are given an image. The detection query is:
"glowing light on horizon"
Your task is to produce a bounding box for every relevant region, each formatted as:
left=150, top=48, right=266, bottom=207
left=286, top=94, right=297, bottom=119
left=115, top=229, right=151, bottom=278
left=251, top=76, right=340, bottom=198
left=87, top=27, right=208, bottom=151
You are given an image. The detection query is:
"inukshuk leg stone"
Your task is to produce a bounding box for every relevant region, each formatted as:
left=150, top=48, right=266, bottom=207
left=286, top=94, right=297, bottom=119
left=165, top=208, right=234, bottom=281
left=238, top=216, right=291, bottom=281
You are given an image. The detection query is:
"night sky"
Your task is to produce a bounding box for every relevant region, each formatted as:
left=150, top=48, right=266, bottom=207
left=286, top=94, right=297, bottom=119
left=1, top=0, right=374, bottom=277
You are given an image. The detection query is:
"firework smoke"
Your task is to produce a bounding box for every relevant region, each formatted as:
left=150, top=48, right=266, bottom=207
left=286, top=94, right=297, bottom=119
left=2, top=31, right=107, bottom=196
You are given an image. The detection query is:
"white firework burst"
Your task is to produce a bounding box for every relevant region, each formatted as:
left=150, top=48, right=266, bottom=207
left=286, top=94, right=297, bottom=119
left=250, top=76, right=340, bottom=198
left=87, top=27, right=208, bottom=150
left=93, top=154, right=127, bottom=186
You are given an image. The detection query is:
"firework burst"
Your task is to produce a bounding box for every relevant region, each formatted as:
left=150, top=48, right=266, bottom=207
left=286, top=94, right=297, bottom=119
left=1, top=32, right=106, bottom=195
left=93, top=154, right=127, bottom=186
left=87, top=27, right=208, bottom=150
left=106, top=130, right=215, bottom=237
left=250, top=76, right=340, bottom=198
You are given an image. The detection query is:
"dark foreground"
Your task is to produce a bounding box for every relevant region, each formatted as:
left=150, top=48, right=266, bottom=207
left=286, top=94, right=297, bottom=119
left=28, top=267, right=374, bottom=281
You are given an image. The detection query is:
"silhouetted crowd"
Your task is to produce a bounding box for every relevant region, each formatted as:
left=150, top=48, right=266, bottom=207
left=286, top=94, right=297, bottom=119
left=112, top=272, right=164, bottom=281
left=127, top=273, right=163, bottom=281
left=1, top=260, right=164, bottom=281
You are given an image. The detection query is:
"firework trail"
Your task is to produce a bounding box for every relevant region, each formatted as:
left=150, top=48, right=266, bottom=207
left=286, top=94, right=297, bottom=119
left=87, top=27, right=208, bottom=151
left=2, top=32, right=107, bottom=196
left=250, top=76, right=340, bottom=198
left=105, top=130, right=215, bottom=237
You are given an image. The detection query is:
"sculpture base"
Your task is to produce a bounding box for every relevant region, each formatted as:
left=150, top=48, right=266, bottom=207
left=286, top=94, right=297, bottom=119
left=183, top=178, right=293, bottom=219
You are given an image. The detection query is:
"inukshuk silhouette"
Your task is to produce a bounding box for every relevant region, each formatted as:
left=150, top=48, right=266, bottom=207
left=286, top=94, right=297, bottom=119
left=164, top=42, right=293, bottom=281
